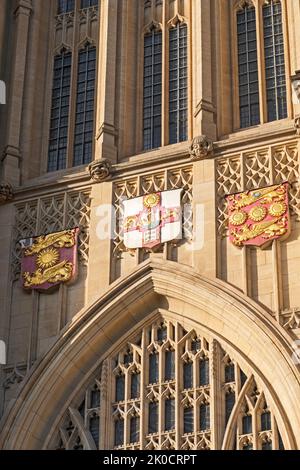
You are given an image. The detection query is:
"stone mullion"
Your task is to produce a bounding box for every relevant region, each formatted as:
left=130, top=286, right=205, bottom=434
left=66, top=1, right=80, bottom=169
left=240, top=152, right=252, bottom=297
left=281, top=0, right=292, bottom=119
left=104, top=359, right=113, bottom=450
left=175, top=323, right=180, bottom=449
left=57, top=192, right=69, bottom=333
left=158, top=344, right=163, bottom=448
left=252, top=406, right=259, bottom=450
left=124, top=368, right=130, bottom=449
left=272, top=415, right=279, bottom=450
left=211, top=340, right=222, bottom=450
left=255, top=0, right=268, bottom=124
left=140, top=328, right=147, bottom=449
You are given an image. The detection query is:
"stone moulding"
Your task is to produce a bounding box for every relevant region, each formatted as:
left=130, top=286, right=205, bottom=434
left=0, top=182, right=13, bottom=204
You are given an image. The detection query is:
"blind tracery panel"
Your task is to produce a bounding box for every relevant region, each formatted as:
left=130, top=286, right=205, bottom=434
left=53, top=318, right=286, bottom=450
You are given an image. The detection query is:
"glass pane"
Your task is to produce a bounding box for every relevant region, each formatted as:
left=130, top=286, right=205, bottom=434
left=130, top=417, right=140, bottom=444
left=116, top=375, right=125, bottom=402
left=242, top=415, right=252, bottom=434
left=149, top=353, right=159, bottom=384
left=199, top=359, right=209, bottom=386
left=89, top=415, right=99, bottom=446
left=165, top=351, right=175, bottom=381
left=169, top=24, right=188, bottom=144
left=148, top=402, right=158, bottom=434
left=225, top=363, right=235, bottom=383
left=165, top=399, right=175, bottom=431
left=237, top=5, right=260, bottom=128
left=184, top=407, right=194, bottom=434
left=263, top=0, right=287, bottom=121
left=183, top=362, right=193, bottom=389
left=261, top=411, right=271, bottom=431
left=200, top=404, right=210, bottom=431
left=131, top=374, right=140, bottom=399
left=225, top=392, right=235, bottom=424
left=115, top=420, right=124, bottom=447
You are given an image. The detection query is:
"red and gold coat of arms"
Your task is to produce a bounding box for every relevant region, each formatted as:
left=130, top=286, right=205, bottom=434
left=20, top=228, right=79, bottom=291
left=226, top=183, right=290, bottom=248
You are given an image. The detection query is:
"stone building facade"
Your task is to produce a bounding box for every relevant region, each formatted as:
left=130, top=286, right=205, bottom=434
left=0, top=0, right=300, bottom=450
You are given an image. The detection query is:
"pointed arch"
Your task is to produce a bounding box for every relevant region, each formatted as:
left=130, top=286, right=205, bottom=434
left=0, top=260, right=299, bottom=449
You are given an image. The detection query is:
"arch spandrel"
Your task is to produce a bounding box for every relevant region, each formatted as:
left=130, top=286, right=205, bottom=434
left=0, top=260, right=299, bottom=449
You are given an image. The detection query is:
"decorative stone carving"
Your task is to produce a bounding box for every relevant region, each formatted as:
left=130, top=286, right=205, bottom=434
left=88, top=158, right=112, bottom=182
left=189, top=135, right=214, bottom=161
left=291, top=70, right=300, bottom=104
left=0, top=182, right=13, bottom=204
left=282, top=308, right=300, bottom=330
left=3, top=364, right=25, bottom=390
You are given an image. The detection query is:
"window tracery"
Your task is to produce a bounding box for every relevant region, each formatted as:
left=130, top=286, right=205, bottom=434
left=52, top=317, right=287, bottom=450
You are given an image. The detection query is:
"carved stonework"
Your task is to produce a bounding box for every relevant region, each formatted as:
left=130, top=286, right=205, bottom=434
left=88, top=159, right=112, bottom=183
left=0, top=182, right=13, bottom=204
left=282, top=308, right=300, bottom=330
left=295, top=116, right=300, bottom=136
left=3, top=364, right=25, bottom=390
left=189, top=135, right=214, bottom=161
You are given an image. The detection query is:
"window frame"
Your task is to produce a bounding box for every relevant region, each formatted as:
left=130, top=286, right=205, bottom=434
left=232, top=0, right=291, bottom=131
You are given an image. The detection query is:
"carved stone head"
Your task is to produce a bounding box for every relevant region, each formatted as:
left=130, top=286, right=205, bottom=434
left=88, top=159, right=112, bottom=182
left=189, top=135, right=214, bottom=161
left=0, top=182, right=13, bottom=204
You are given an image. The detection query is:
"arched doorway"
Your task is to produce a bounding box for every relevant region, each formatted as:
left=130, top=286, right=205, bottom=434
left=0, top=260, right=299, bottom=449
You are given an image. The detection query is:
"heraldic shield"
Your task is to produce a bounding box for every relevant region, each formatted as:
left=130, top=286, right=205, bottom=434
left=123, top=189, right=183, bottom=249
left=226, top=183, right=290, bottom=248
left=20, top=228, right=79, bottom=291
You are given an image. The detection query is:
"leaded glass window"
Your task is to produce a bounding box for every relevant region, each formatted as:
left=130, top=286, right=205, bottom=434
left=116, top=374, right=125, bottom=402
left=169, top=23, right=188, bottom=144
left=165, top=398, right=175, bottom=431
left=115, top=419, right=124, bottom=447
left=58, top=0, right=74, bottom=14
left=148, top=402, right=159, bottom=434
left=183, top=361, right=193, bottom=389
left=200, top=403, right=210, bottom=431
left=199, top=358, right=209, bottom=386
left=48, top=51, right=72, bottom=172
left=225, top=362, right=235, bottom=383
left=242, top=414, right=252, bottom=434
left=130, top=417, right=140, bottom=444
left=149, top=352, right=159, bottom=384
left=225, top=391, right=235, bottom=424
left=91, top=387, right=100, bottom=408
left=263, top=0, right=287, bottom=121
left=81, top=0, right=98, bottom=8
left=89, top=414, right=99, bottom=445
left=143, top=29, right=162, bottom=150
left=184, top=407, right=194, bottom=434
left=131, top=373, right=140, bottom=399
left=73, top=44, right=96, bottom=166
left=261, top=410, right=271, bottom=431
left=237, top=4, right=260, bottom=128
left=165, top=350, right=175, bottom=381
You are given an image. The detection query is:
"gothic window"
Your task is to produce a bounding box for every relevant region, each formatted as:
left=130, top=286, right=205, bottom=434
left=263, top=0, right=287, bottom=121
left=116, top=374, right=125, bottom=402
left=58, top=0, right=75, bottom=14
left=149, top=352, right=159, bottom=384
left=148, top=401, right=159, bottom=434
left=48, top=2, right=99, bottom=172
left=73, top=45, right=96, bottom=167
left=81, top=0, right=98, bottom=8
left=183, top=361, right=193, bottom=389
left=165, top=350, right=175, bottom=381
left=225, top=362, right=235, bottom=383
left=165, top=398, right=175, bottom=431
left=184, top=407, right=194, bottom=434
left=261, top=409, right=271, bottom=431
left=236, top=0, right=287, bottom=129
left=199, top=358, right=209, bottom=386
left=115, top=419, right=124, bottom=447
left=131, top=373, right=140, bottom=399
left=48, top=51, right=72, bottom=172
left=237, top=4, right=260, bottom=128
left=200, top=403, right=210, bottom=431
left=53, top=319, right=288, bottom=450
left=143, top=29, right=162, bottom=150
left=169, top=23, right=188, bottom=144
left=130, top=416, right=140, bottom=443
